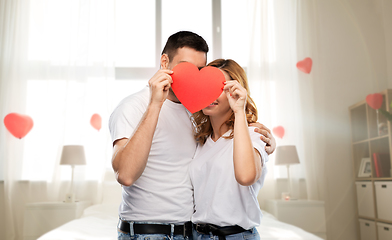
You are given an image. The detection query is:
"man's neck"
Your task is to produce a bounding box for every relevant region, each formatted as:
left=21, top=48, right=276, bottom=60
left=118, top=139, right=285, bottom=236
left=166, top=91, right=181, bottom=103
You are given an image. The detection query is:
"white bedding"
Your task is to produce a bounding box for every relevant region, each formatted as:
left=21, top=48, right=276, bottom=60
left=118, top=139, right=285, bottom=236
left=38, top=203, right=323, bottom=240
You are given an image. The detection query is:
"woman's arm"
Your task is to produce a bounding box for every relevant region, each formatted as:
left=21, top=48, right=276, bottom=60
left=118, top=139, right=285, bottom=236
left=233, top=112, right=262, bottom=186
left=224, top=81, right=263, bottom=186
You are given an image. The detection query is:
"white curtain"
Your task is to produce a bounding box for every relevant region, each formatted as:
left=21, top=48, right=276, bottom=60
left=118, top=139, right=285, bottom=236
left=295, top=0, right=325, bottom=201
left=247, top=0, right=324, bottom=204
left=0, top=1, right=115, bottom=239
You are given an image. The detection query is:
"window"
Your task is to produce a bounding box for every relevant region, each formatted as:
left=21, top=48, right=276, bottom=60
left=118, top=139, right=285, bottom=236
left=221, top=0, right=249, bottom=67
left=115, top=0, right=156, bottom=68
left=21, top=0, right=295, bottom=181
left=161, top=0, right=213, bottom=62
left=115, top=0, right=215, bottom=80
left=22, top=0, right=219, bottom=181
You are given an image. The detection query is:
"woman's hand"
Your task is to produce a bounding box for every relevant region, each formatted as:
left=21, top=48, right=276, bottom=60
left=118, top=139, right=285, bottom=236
left=224, top=81, right=247, bottom=114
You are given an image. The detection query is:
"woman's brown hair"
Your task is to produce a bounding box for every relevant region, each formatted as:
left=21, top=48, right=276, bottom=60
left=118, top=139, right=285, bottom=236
left=191, top=59, right=258, bottom=145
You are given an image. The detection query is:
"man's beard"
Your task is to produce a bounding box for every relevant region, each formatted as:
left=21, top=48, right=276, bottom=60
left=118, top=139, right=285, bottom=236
left=169, top=87, right=180, bottom=103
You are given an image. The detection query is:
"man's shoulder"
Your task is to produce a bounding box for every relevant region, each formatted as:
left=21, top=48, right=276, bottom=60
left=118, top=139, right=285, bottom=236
left=117, top=87, right=149, bottom=107
left=109, top=87, right=149, bottom=123
left=108, top=87, right=150, bottom=142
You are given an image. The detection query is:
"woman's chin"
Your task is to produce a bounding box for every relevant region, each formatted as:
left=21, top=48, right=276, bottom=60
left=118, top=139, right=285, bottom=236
left=202, top=107, right=214, bottom=116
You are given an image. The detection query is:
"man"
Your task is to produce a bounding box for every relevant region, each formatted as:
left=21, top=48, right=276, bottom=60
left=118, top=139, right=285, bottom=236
left=109, top=31, right=275, bottom=240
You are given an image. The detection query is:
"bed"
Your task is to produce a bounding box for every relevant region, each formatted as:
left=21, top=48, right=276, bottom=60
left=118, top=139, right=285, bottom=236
left=38, top=181, right=324, bottom=240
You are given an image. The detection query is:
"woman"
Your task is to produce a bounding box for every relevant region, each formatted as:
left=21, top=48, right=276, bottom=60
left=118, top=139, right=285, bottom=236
left=189, top=59, right=268, bottom=240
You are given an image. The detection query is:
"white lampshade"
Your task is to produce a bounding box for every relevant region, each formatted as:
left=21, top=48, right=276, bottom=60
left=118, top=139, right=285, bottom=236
left=275, top=145, right=300, bottom=166
left=60, top=145, right=86, bottom=166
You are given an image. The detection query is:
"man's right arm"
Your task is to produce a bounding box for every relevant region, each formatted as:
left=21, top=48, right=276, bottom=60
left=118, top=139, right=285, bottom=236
left=111, top=69, right=173, bottom=186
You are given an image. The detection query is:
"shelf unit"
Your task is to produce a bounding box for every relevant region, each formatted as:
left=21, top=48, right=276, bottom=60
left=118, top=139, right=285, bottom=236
left=349, top=89, right=392, bottom=240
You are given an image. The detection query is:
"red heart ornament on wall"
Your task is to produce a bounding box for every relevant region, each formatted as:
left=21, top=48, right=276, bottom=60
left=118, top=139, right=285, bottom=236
left=296, top=57, right=313, bottom=74
left=366, top=93, right=383, bottom=110
left=272, top=126, right=285, bottom=139
left=4, top=113, right=34, bottom=139
left=90, top=113, right=102, bottom=131
left=171, top=62, right=225, bottom=113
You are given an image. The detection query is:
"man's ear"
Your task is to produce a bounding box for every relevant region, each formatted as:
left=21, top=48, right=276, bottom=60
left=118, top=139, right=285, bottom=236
left=160, top=54, right=169, bottom=69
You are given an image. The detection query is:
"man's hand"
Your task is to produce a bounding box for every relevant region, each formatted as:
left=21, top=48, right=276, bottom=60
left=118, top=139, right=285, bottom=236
left=148, top=69, right=173, bottom=106
left=249, top=122, right=276, bottom=155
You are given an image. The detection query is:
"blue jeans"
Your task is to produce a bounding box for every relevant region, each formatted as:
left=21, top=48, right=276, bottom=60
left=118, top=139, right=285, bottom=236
left=192, top=227, right=260, bottom=240
left=117, top=222, right=191, bottom=240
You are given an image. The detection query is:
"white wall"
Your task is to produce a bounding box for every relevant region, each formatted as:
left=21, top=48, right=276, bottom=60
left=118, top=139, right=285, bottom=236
left=313, top=0, right=392, bottom=239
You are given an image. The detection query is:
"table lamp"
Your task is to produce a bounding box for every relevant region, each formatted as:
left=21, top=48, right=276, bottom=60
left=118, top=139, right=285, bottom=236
left=275, top=145, right=300, bottom=200
left=60, top=145, right=86, bottom=203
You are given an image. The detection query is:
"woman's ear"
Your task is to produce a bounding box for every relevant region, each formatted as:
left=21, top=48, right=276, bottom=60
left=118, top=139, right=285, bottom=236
left=160, top=54, right=169, bottom=69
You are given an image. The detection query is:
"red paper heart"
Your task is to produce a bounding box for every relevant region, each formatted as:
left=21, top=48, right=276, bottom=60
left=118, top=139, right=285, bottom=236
left=171, top=62, right=225, bottom=113
left=366, top=93, right=383, bottom=110
left=296, top=57, right=313, bottom=74
left=4, top=113, right=34, bottom=139
left=90, top=113, right=102, bottom=131
left=273, top=126, right=285, bottom=139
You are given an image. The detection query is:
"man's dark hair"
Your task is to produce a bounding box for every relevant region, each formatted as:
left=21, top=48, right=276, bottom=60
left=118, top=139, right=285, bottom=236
left=162, top=31, right=209, bottom=62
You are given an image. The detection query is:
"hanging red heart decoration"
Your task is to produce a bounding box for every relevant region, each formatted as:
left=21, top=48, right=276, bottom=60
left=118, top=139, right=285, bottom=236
left=366, top=93, right=383, bottom=110
left=296, top=57, right=313, bottom=74
left=4, top=113, right=34, bottom=139
left=90, top=113, right=102, bottom=131
left=171, top=62, right=225, bottom=113
left=272, top=126, right=285, bottom=139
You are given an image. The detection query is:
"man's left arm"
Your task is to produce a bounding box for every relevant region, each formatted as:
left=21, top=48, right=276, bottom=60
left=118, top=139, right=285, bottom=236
left=249, top=122, right=276, bottom=155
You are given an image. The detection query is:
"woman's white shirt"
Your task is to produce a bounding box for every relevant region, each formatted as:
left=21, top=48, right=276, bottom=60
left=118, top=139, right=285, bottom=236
left=189, top=127, right=268, bottom=229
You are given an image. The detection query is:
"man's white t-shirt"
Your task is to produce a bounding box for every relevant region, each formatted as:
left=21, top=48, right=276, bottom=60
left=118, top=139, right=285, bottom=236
left=189, top=127, right=268, bottom=230
left=109, top=87, right=196, bottom=223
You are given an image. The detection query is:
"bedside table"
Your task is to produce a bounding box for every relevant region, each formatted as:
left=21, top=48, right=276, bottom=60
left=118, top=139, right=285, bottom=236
left=265, top=199, right=327, bottom=239
left=23, top=201, right=91, bottom=240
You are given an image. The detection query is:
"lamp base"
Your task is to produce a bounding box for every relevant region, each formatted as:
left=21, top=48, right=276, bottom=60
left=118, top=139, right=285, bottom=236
left=64, top=193, right=75, bottom=203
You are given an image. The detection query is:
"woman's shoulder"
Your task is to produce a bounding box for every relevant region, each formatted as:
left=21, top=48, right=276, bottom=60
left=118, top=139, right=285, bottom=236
left=247, top=126, right=259, bottom=136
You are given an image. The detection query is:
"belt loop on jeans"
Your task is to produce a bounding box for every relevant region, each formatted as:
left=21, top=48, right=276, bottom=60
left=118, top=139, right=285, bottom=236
left=170, top=224, right=174, bottom=240
left=130, top=221, right=134, bottom=236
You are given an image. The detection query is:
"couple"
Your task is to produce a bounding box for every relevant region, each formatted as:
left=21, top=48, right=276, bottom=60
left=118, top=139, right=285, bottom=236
left=109, top=31, right=276, bottom=240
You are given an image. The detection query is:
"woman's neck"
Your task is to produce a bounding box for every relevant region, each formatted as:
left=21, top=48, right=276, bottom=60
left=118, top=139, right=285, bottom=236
left=209, top=112, right=232, bottom=141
